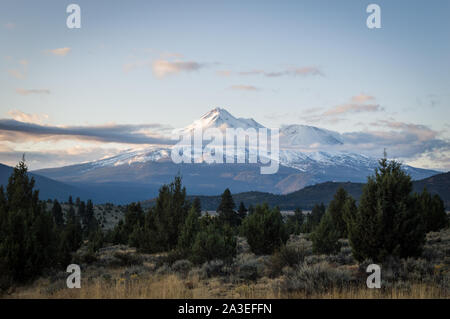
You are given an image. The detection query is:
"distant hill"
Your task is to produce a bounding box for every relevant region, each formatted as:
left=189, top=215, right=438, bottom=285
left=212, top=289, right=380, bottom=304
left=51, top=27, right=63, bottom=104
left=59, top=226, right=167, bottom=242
left=142, top=172, right=450, bottom=210
left=0, top=163, right=92, bottom=202
left=413, top=171, right=450, bottom=208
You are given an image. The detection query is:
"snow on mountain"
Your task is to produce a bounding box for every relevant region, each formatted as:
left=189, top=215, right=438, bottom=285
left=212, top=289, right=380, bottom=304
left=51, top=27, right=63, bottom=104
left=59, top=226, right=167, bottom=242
left=34, top=107, right=439, bottom=199
left=177, top=107, right=264, bottom=134
left=280, top=124, right=343, bottom=147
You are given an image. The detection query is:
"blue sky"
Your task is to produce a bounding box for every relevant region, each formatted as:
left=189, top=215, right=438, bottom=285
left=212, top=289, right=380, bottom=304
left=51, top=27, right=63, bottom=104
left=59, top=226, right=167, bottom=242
left=0, top=0, right=449, bottom=170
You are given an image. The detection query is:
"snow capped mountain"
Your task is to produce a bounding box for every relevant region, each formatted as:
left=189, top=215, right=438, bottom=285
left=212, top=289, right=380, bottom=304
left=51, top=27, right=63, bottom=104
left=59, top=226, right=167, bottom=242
left=177, top=107, right=264, bottom=134
left=34, top=107, right=440, bottom=202
left=280, top=124, right=343, bottom=147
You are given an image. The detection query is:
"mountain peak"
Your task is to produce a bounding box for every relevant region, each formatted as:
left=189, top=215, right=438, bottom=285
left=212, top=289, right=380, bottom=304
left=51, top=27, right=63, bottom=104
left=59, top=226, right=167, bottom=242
left=182, top=107, right=264, bottom=133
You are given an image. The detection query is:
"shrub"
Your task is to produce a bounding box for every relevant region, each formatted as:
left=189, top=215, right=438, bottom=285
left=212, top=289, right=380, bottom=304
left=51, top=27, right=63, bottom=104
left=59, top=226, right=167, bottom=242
left=281, top=261, right=353, bottom=294
left=199, top=259, right=226, bottom=278
left=191, top=222, right=236, bottom=264
left=240, top=204, right=288, bottom=255
left=233, top=253, right=264, bottom=281
left=172, top=259, right=193, bottom=275
left=266, top=238, right=312, bottom=277
left=113, top=252, right=143, bottom=267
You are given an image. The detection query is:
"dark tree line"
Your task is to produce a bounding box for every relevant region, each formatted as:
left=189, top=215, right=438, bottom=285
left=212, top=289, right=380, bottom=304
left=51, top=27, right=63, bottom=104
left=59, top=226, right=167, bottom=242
left=0, top=160, right=101, bottom=290
left=311, top=155, right=448, bottom=261
left=1, top=154, right=447, bottom=290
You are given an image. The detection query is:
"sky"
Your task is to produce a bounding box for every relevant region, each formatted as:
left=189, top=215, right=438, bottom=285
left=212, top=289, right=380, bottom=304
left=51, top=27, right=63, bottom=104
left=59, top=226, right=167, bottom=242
left=0, top=0, right=449, bottom=170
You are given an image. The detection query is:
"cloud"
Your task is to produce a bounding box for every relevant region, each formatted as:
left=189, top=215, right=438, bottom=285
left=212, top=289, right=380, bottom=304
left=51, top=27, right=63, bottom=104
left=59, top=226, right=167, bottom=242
left=0, top=119, right=175, bottom=145
left=46, top=47, right=71, bottom=56
left=216, top=70, right=232, bottom=77
left=238, top=70, right=265, bottom=76
left=289, top=67, right=323, bottom=76
left=235, top=66, right=324, bottom=78
left=351, top=94, right=376, bottom=103
left=6, top=59, right=28, bottom=79
left=0, top=146, right=131, bottom=170
left=339, top=120, right=450, bottom=164
left=123, top=60, right=151, bottom=73
left=8, top=69, right=25, bottom=79
left=8, top=110, right=49, bottom=125
left=324, top=103, right=382, bottom=116
left=152, top=59, right=205, bottom=78
left=4, top=22, right=15, bottom=29
left=16, top=88, right=51, bottom=96
left=229, top=85, right=260, bottom=91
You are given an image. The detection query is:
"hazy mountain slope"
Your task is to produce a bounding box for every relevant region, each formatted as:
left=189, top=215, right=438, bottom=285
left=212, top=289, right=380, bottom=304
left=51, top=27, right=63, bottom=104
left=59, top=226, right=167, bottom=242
left=0, top=163, right=91, bottom=201
left=175, top=172, right=450, bottom=210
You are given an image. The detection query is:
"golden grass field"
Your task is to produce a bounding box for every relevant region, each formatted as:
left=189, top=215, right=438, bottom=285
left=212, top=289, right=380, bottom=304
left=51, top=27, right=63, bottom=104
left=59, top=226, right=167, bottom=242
left=5, top=272, right=447, bottom=299
left=3, top=229, right=449, bottom=299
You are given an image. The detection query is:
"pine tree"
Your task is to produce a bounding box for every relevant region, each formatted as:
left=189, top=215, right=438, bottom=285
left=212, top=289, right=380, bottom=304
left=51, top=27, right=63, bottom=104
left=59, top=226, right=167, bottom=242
left=311, top=212, right=340, bottom=254
left=240, top=204, right=288, bottom=255
left=191, top=219, right=236, bottom=264
left=177, top=206, right=200, bottom=255
left=327, top=188, right=352, bottom=238
left=302, top=203, right=326, bottom=233
left=416, top=188, right=448, bottom=232
left=192, top=197, right=202, bottom=217
left=0, top=159, right=59, bottom=282
left=346, top=156, right=426, bottom=262
left=285, top=208, right=304, bottom=235
left=237, top=201, right=248, bottom=221
left=151, top=176, right=189, bottom=251
left=59, top=205, right=83, bottom=265
left=52, top=199, right=64, bottom=227
left=217, top=188, right=238, bottom=227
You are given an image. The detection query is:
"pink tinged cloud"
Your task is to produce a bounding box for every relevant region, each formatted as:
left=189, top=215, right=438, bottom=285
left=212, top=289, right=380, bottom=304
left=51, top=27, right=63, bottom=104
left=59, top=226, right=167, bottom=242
left=16, top=88, right=51, bottom=96
left=47, top=47, right=71, bottom=56
left=152, top=59, right=204, bottom=78
left=324, top=103, right=382, bottom=116
left=229, top=85, right=260, bottom=91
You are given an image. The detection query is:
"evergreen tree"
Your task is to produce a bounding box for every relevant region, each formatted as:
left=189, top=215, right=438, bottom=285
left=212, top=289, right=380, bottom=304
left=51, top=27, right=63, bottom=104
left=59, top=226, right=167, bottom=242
left=285, top=208, right=304, bottom=235
left=311, top=212, right=340, bottom=254
left=237, top=201, right=248, bottom=221
left=192, top=197, right=202, bottom=216
left=346, top=156, right=426, bottom=262
left=328, top=188, right=352, bottom=238
left=52, top=199, right=64, bottom=227
left=416, top=188, right=448, bottom=232
left=240, top=204, right=288, bottom=255
left=177, top=206, right=200, bottom=255
left=59, top=206, right=83, bottom=265
left=191, top=219, right=236, bottom=264
left=0, top=159, right=59, bottom=282
left=217, top=188, right=238, bottom=227
left=302, top=203, right=326, bottom=233
left=78, top=201, right=86, bottom=225
left=151, top=176, right=190, bottom=251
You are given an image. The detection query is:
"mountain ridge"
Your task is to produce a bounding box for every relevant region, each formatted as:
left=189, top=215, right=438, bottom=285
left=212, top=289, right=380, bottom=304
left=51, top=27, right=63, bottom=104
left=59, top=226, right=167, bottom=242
left=30, top=107, right=440, bottom=203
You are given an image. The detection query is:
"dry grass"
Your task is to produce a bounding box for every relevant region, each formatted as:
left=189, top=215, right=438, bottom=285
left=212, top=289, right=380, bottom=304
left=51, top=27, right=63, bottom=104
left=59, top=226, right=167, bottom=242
left=4, top=273, right=447, bottom=299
